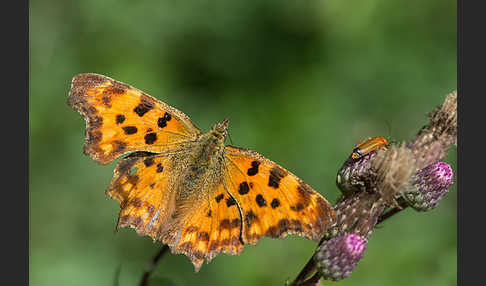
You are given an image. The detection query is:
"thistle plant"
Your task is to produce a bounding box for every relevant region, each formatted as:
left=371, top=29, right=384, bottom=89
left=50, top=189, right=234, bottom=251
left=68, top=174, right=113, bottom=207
left=291, top=90, right=457, bottom=285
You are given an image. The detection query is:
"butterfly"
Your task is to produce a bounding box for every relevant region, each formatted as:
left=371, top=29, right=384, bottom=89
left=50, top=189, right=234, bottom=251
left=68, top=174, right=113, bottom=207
left=67, top=73, right=336, bottom=272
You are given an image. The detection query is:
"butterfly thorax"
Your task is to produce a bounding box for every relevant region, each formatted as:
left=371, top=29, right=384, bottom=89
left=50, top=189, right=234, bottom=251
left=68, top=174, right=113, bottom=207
left=190, top=118, right=228, bottom=167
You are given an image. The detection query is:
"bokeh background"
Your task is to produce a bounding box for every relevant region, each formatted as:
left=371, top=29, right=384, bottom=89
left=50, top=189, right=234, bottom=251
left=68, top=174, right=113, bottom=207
left=30, top=0, right=456, bottom=285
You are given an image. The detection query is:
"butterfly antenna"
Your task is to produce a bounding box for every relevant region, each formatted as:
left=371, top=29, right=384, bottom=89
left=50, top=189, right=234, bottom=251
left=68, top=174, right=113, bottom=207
left=227, top=129, right=234, bottom=145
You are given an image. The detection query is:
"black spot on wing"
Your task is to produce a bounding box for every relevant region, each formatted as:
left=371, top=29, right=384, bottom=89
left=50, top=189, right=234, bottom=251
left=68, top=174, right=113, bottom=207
left=271, top=198, right=280, bottom=209
left=268, top=167, right=287, bottom=189
left=164, top=112, right=172, bottom=121
left=226, top=196, right=237, bottom=207
left=158, top=117, right=167, bottom=128
left=116, top=114, right=125, bottom=124
left=122, top=126, right=137, bottom=135
left=247, top=160, right=260, bottom=176
left=215, top=194, right=224, bottom=203
left=133, top=97, right=154, bottom=117
left=144, top=133, right=157, bottom=144
left=238, top=182, right=250, bottom=195
left=256, top=194, right=266, bottom=207
left=157, top=112, right=172, bottom=128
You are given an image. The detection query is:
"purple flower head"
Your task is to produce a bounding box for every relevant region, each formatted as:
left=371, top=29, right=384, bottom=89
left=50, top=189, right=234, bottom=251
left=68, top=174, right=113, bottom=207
left=403, top=161, right=454, bottom=211
left=315, top=233, right=367, bottom=281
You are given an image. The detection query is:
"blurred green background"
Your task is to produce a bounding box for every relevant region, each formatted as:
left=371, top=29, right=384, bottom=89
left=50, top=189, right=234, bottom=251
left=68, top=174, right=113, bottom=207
left=30, top=0, right=456, bottom=285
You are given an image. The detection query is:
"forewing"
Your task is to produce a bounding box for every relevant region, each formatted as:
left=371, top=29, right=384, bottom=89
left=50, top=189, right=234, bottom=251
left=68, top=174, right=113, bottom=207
left=67, top=73, right=200, bottom=164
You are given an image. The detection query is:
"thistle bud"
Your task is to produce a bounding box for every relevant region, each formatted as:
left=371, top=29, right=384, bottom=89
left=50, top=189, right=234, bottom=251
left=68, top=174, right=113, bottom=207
left=403, top=161, right=454, bottom=211
left=315, top=233, right=366, bottom=281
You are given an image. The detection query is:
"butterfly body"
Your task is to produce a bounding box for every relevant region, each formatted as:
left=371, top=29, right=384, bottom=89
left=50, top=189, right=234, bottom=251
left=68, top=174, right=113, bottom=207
left=68, top=73, right=336, bottom=271
left=170, top=120, right=229, bottom=219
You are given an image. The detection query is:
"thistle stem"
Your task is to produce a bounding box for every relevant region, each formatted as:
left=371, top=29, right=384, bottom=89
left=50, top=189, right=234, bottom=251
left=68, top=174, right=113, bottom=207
left=377, top=200, right=409, bottom=225
left=299, top=272, right=322, bottom=286
left=290, top=257, right=317, bottom=285
left=139, top=245, right=170, bottom=286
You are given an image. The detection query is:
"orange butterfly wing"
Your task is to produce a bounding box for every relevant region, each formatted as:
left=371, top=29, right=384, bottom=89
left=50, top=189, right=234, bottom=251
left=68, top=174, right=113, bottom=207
left=223, top=146, right=336, bottom=244
left=107, top=151, right=178, bottom=238
left=67, top=73, right=200, bottom=165
left=108, top=151, right=243, bottom=272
